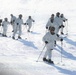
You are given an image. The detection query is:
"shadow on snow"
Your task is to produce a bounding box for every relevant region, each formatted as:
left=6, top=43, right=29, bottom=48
left=0, top=63, right=20, bottom=75
left=29, top=31, right=41, bottom=35
left=54, top=65, right=76, bottom=75
left=54, top=44, right=76, bottom=60
left=19, top=39, right=38, bottom=50
left=64, top=38, right=76, bottom=47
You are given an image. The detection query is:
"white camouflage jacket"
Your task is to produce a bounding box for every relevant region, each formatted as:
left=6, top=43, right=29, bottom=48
left=43, top=32, right=61, bottom=49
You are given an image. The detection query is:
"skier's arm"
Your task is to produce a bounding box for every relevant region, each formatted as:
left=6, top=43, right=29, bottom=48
left=63, top=17, right=67, bottom=22
left=31, top=18, right=35, bottom=22
left=46, top=20, right=50, bottom=29
left=33, top=19, right=35, bottom=22
left=25, top=19, right=29, bottom=25
left=42, top=33, right=49, bottom=44
left=56, top=34, right=63, bottom=41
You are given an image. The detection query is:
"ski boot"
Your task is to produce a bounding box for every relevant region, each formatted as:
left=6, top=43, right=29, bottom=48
left=27, top=30, right=30, bottom=32
left=61, top=32, right=64, bottom=35
left=18, top=36, right=22, bottom=39
left=12, top=36, right=15, bottom=39
left=48, top=59, right=54, bottom=64
left=43, top=58, right=48, bottom=62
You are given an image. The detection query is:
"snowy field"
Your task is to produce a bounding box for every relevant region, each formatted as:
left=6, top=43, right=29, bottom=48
left=0, top=0, right=76, bottom=75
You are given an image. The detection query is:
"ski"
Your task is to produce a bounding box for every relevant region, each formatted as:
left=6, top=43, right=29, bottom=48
left=37, top=61, right=66, bottom=66
left=12, top=38, right=18, bottom=40
left=12, top=38, right=27, bottom=40
left=28, top=31, right=33, bottom=33
left=42, top=59, right=54, bottom=65
left=43, top=61, right=54, bottom=65
left=8, top=36, right=27, bottom=40
left=44, top=61, right=66, bottom=66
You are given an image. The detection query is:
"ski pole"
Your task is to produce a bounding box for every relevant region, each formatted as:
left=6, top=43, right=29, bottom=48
left=36, top=45, right=46, bottom=62
left=61, top=41, right=63, bottom=62
left=66, top=20, right=68, bottom=36
left=67, top=20, right=68, bottom=35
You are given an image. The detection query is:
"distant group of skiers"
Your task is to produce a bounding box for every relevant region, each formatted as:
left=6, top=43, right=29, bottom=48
left=0, top=14, right=35, bottom=39
left=42, top=12, right=68, bottom=64
left=0, top=12, right=68, bottom=64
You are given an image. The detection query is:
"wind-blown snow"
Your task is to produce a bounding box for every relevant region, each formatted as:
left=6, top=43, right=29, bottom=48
left=0, top=0, right=76, bottom=75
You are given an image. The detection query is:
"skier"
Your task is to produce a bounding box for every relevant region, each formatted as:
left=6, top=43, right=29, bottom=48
left=42, top=26, right=63, bottom=64
left=46, top=14, right=55, bottom=30
left=54, top=12, right=62, bottom=35
left=10, top=14, right=16, bottom=32
left=25, top=16, right=35, bottom=32
left=2, top=18, right=10, bottom=37
left=12, top=14, right=24, bottom=39
left=46, top=14, right=60, bottom=46
left=60, top=14, right=68, bottom=34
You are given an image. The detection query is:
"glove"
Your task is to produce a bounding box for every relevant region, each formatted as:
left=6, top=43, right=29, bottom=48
left=46, top=27, right=48, bottom=29
left=59, top=26, right=61, bottom=28
left=61, top=25, right=64, bottom=27
left=45, top=41, right=48, bottom=44
left=33, top=20, right=35, bottom=22
left=60, top=38, right=63, bottom=41
left=62, top=25, right=64, bottom=27
left=56, top=34, right=59, bottom=37
left=63, top=20, right=65, bottom=22
left=24, top=23, right=28, bottom=25
left=24, top=23, right=26, bottom=25
left=17, top=23, right=19, bottom=25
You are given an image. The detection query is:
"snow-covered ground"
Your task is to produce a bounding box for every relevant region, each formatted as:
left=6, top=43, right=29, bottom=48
left=0, top=0, right=76, bottom=75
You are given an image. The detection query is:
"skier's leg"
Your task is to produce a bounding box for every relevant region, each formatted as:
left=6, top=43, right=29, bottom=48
left=2, top=28, right=5, bottom=36
left=12, top=24, right=14, bottom=32
left=61, top=27, right=64, bottom=34
left=43, top=50, right=48, bottom=58
left=48, top=49, right=54, bottom=64
left=18, top=25, right=22, bottom=39
left=28, top=25, right=31, bottom=32
left=4, top=28, right=7, bottom=37
left=12, top=25, right=17, bottom=38
left=48, top=49, right=52, bottom=60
